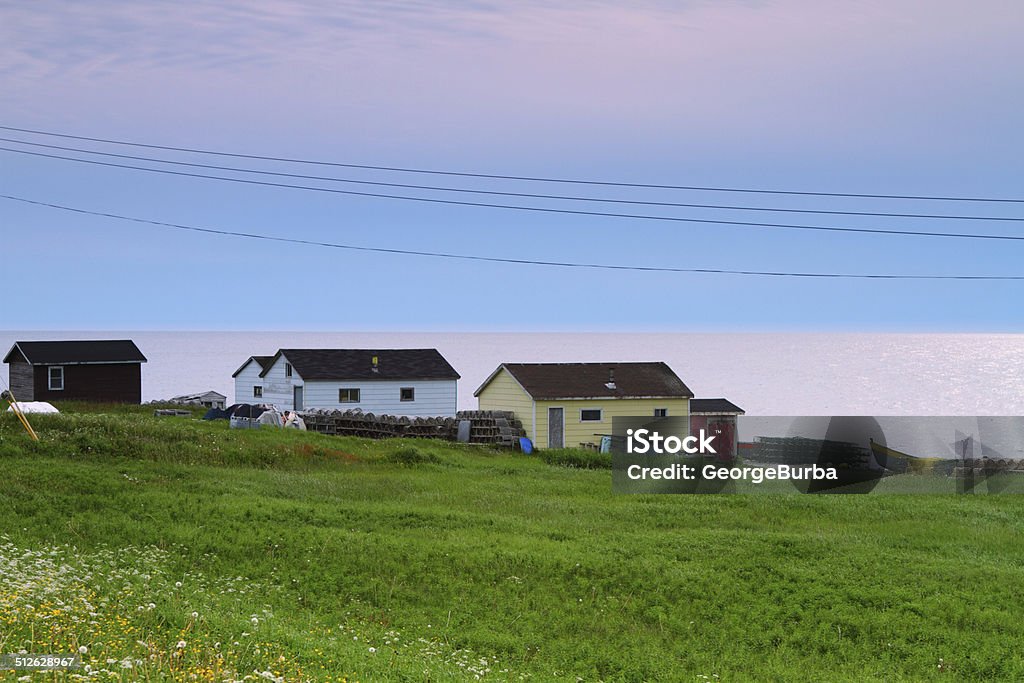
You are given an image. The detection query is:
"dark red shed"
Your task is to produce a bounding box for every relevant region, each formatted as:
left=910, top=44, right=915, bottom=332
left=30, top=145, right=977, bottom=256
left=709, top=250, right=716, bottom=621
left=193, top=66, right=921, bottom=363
left=3, top=340, right=147, bottom=404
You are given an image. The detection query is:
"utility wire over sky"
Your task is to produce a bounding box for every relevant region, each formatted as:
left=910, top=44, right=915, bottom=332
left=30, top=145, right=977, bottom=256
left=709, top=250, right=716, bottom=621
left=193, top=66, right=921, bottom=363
left=3, top=194, right=1022, bottom=280
left=1, top=124, right=1021, bottom=281
left=3, top=145, right=1024, bottom=243
left=2, top=124, right=1022, bottom=204
left=2, top=136, right=1023, bottom=222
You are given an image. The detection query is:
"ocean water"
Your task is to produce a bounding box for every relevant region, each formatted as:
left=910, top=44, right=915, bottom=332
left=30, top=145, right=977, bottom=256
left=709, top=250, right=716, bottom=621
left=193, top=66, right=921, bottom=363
left=2, top=331, right=1022, bottom=415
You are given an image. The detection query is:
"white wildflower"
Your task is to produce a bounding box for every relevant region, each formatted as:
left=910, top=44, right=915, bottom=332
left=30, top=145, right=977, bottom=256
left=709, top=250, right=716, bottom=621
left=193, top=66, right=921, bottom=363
left=78, top=645, right=88, bottom=654
left=176, top=640, right=187, bottom=649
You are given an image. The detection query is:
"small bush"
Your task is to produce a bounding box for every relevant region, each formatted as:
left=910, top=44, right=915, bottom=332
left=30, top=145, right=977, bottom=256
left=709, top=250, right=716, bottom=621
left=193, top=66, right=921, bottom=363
left=538, top=448, right=611, bottom=470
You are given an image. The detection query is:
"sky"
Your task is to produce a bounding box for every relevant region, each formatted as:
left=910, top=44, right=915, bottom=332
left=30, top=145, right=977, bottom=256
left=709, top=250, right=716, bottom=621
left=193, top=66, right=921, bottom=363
left=1, top=0, right=1022, bottom=331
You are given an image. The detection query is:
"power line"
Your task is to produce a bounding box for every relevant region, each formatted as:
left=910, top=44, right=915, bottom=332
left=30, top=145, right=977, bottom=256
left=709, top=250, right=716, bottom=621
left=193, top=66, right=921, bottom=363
left=1, top=123, right=1021, bottom=204
left=2, top=136, right=1021, bottom=223
left=5, top=146, right=1024, bottom=243
left=2, top=194, right=1021, bottom=280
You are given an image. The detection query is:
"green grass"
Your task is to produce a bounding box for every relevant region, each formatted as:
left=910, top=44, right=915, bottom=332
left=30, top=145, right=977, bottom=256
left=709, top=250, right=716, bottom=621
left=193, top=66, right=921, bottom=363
left=537, top=448, right=611, bottom=470
left=1, top=404, right=1023, bottom=681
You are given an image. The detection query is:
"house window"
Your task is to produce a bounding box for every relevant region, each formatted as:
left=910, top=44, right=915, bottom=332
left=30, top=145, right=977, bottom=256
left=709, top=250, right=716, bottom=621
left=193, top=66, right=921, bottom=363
left=48, top=366, right=64, bottom=391
left=654, top=408, right=668, bottom=417
left=580, top=409, right=602, bottom=422
left=400, top=387, right=415, bottom=402
left=339, top=388, right=360, bottom=403
left=253, top=386, right=263, bottom=398
left=285, top=363, right=293, bottom=378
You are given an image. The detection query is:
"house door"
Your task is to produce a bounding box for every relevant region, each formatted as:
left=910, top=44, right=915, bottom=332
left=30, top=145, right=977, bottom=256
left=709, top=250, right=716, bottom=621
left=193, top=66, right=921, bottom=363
left=293, top=385, right=304, bottom=411
left=548, top=407, right=564, bottom=448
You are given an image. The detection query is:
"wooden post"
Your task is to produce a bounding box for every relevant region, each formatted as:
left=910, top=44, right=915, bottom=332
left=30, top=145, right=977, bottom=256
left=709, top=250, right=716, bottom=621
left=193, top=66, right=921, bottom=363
left=1, top=389, right=40, bottom=441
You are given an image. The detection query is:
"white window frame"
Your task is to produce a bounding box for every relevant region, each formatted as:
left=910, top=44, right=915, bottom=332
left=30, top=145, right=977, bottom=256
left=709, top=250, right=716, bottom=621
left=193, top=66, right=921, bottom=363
left=580, top=408, right=602, bottom=422
left=400, top=387, right=415, bottom=402
left=654, top=408, right=668, bottom=417
left=48, top=366, right=64, bottom=391
left=253, top=386, right=263, bottom=398
left=285, top=362, right=293, bottom=378
left=339, top=388, right=361, bottom=403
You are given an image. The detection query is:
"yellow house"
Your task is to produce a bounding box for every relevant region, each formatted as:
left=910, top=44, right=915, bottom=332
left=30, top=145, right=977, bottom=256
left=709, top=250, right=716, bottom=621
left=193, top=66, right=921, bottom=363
left=474, top=362, right=693, bottom=449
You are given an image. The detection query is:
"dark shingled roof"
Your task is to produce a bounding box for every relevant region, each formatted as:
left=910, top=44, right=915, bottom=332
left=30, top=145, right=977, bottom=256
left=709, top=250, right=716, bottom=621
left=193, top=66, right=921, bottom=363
left=263, top=349, right=460, bottom=381
left=478, top=362, right=693, bottom=400
left=690, top=398, right=745, bottom=415
left=3, top=340, right=147, bottom=365
left=231, top=355, right=275, bottom=378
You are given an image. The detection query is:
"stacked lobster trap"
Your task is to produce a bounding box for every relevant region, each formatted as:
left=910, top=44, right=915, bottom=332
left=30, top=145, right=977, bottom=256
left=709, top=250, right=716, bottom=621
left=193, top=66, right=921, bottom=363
left=300, top=408, right=525, bottom=446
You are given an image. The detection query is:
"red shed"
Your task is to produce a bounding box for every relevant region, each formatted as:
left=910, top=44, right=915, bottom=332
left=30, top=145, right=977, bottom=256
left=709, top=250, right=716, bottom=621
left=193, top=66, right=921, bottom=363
left=690, top=398, right=745, bottom=462
left=4, top=340, right=147, bottom=404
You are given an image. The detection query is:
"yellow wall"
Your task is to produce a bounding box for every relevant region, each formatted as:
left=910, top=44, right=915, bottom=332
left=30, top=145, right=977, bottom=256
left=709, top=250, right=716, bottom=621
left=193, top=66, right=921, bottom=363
left=534, top=398, right=690, bottom=449
left=477, top=366, right=690, bottom=449
left=476, top=368, right=536, bottom=440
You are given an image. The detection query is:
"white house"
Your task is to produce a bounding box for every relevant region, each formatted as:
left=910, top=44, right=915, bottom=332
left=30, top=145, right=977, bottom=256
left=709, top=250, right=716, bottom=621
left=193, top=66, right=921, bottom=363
left=233, top=349, right=460, bottom=416
left=232, top=355, right=275, bottom=404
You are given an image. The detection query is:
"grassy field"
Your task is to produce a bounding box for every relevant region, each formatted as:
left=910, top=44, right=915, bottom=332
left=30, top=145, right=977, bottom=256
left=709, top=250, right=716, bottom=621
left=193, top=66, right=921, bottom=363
left=1, top=405, right=1023, bottom=681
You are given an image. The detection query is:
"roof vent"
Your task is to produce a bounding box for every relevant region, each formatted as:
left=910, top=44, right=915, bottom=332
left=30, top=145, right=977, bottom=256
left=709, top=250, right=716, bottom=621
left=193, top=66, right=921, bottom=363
left=372, top=355, right=379, bottom=373
left=604, top=369, right=616, bottom=390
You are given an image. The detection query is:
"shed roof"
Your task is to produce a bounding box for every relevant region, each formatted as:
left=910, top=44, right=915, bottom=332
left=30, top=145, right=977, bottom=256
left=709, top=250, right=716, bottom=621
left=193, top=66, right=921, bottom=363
left=690, top=398, right=745, bottom=415
left=3, top=340, right=147, bottom=365
left=262, top=349, right=460, bottom=381
left=475, top=362, right=693, bottom=400
left=231, top=355, right=275, bottom=378
left=170, top=391, right=228, bottom=402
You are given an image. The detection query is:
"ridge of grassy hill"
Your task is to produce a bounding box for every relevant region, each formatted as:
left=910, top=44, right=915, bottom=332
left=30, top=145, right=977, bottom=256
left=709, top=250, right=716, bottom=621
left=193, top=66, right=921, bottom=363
left=1, top=404, right=1023, bottom=681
